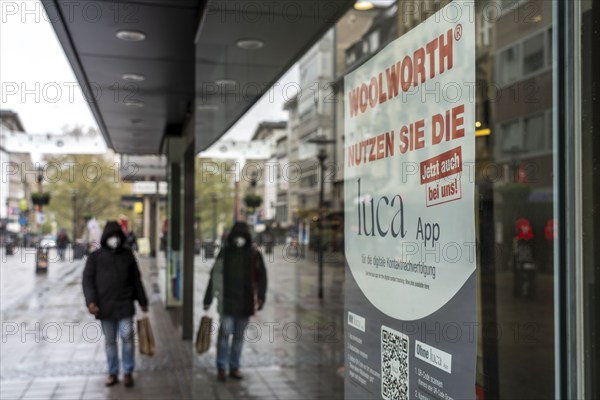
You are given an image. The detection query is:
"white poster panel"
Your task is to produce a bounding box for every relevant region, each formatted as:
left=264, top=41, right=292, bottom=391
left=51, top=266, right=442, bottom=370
left=344, top=3, right=476, bottom=399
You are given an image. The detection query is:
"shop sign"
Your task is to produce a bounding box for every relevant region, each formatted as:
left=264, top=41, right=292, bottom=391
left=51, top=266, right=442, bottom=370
left=36, top=212, right=46, bottom=225
left=344, top=2, right=476, bottom=399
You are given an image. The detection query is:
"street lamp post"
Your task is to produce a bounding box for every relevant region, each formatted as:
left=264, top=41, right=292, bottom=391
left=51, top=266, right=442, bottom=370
left=506, top=146, right=528, bottom=184
left=36, top=167, right=44, bottom=242
left=308, top=135, right=335, bottom=301
left=299, top=194, right=307, bottom=259
left=210, top=193, right=218, bottom=242
left=316, top=147, right=327, bottom=300
left=70, top=189, right=79, bottom=243
left=249, top=170, right=258, bottom=224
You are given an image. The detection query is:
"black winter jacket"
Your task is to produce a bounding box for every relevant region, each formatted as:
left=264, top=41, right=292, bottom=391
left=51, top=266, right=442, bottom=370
left=203, top=246, right=267, bottom=317
left=203, top=224, right=267, bottom=317
left=82, top=221, right=148, bottom=320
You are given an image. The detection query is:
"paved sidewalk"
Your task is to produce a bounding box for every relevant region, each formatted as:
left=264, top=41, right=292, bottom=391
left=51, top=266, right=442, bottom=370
left=1, top=248, right=192, bottom=399
left=191, top=246, right=345, bottom=399
left=1, top=245, right=346, bottom=399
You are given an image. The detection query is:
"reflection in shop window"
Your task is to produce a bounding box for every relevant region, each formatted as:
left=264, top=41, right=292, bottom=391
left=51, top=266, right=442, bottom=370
left=368, top=31, right=379, bottom=54
left=498, top=114, right=550, bottom=158
left=546, top=111, right=553, bottom=150
left=276, top=138, right=288, bottom=158
left=300, top=173, right=317, bottom=189
left=500, top=120, right=522, bottom=155
left=499, top=46, right=520, bottom=86
left=501, top=0, right=521, bottom=9
left=522, top=33, right=545, bottom=75
left=497, top=27, right=552, bottom=87
left=546, top=28, right=553, bottom=67
left=523, top=114, right=545, bottom=152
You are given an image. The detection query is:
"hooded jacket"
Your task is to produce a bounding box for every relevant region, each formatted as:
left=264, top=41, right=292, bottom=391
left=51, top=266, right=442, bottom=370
left=203, top=222, right=267, bottom=317
left=82, top=221, right=148, bottom=320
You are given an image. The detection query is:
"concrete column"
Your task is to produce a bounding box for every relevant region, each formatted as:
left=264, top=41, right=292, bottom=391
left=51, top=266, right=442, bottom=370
left=149, top=190, right=157, bottom=257
left=143, top=196, right=151, bottom=239
left=182, top=140, right=195, bottom=340
left=164, top=117, right=195, bottom=340
left=181, top=112, right=196, bottom=340
left=165, top=137, right=183, bottom=309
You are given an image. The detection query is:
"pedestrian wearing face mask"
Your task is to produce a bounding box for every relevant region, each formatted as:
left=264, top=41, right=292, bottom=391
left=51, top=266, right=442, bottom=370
left=203, top=221, right=268, bottom=382
left=82, top=221, right=148, bottom=388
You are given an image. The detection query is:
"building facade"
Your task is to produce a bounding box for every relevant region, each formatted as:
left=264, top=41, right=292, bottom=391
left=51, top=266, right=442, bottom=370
left=0, top=110, right=36, bottom=241
left=42, top=0, right=599, bottom=397
left=275, top=1, right=599, bottom=397
left=242, top=121, right=287, bottom=226
left=335, top=1, right=599, bottom=398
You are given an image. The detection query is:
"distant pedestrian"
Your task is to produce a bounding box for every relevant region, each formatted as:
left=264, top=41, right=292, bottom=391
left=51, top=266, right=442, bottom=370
left=125, top=230, right=138, bottom=252
left=203, top=222, right=267, bottom=382
left=86, top=217, right=102, bottom=253
left=56, top=229, right=69, bottom=261
left=160, top=218, right=168, bottom=252
left=119, top=214, right=129, bottom=235
left=260, top=225, right=274, bottom=255
left=82, top=221, right=148, bottom=388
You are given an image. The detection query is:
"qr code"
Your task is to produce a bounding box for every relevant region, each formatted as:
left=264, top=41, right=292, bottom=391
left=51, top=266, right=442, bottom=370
left=381, top=325, right=409, bottom=400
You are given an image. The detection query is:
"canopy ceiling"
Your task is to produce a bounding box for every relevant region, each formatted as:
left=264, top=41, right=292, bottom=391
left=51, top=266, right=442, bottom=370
left=43, top=0, right=354, bottom=155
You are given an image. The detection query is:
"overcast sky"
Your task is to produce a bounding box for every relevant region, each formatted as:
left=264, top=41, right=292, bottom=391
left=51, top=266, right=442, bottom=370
left=0, top=2, right=97, bottom=134
left=0, top=0, right=295, bottom=146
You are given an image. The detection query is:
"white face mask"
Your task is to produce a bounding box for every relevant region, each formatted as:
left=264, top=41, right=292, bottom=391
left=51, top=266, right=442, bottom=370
left=234, top=237, right=246, bottom=248
left=107, top=236, right=120, bottom=249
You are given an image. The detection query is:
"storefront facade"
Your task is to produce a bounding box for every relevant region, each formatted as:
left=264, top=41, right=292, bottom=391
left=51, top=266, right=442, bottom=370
left=340, top=1, right=598, bottom=398
left=43, top=0, right=598, bottom=398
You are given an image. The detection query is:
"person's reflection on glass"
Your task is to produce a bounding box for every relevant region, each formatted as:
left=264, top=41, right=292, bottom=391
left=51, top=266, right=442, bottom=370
left=513, top=217, right=537, bottom=299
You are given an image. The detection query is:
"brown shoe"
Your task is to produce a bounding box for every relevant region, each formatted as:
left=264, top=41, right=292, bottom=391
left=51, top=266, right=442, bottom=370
left=229, top=369, right=243, bottom=380
left=217, top=369, right=227, bottom=382
left=123, top=373, right=134, bottom=388
left=105, top=374, right=119, bottom=387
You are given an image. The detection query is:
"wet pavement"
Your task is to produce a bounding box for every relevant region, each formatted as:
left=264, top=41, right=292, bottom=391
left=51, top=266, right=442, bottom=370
left=0, top=245, right=346, bottom=399
left=191, top=246, right=345, bottom=399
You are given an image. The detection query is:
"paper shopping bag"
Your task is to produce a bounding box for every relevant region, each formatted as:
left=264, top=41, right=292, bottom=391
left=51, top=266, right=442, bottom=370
left=195, top=315, right=212, bottom=354
left=137, top=316, right=155, bottom=357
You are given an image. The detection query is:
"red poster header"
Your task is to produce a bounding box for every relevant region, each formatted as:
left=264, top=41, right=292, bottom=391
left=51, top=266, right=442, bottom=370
left=348, top=28, right=456, bottom=119
left=420, top=146, right=462, bottom=184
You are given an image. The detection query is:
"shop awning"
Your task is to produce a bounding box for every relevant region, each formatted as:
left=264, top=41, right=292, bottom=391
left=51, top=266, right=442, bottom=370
left=42, top=0, right=354, bottom=155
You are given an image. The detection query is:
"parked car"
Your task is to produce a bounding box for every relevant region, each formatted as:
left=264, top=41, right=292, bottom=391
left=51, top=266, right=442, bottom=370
left=39, top=234, right=57, bottom=248
left=1, top=236, right=16, bottom=255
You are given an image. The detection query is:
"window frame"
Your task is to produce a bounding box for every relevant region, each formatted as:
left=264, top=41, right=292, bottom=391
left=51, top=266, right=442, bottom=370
left=495, top=26, right=553, bottom=87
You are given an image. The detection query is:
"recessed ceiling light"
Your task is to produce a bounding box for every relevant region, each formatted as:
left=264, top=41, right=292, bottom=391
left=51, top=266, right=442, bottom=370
left=122, top=73, right=146, bottom=82
left=116, top=30, right=146, bottom=42
left=197, top=105, right=219, bottom=111
left=475, top=121, right=482, bottom=128
left=215, top=79, right=237, bottom=86
left=354, top=1, right=374, bottom=11
left=236, top=39, right=264, bottom=50
left=124, top=100, right=144, bottom=108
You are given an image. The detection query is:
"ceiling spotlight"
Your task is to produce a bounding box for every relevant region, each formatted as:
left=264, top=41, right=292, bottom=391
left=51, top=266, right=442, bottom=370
left=354, top=1, right=374, bottom=11
left=197, top=105, right=219, bottom=111
left=116, top=30, right=146, bottom=42
left=124, top=100, right=144, bottom=108
left=236, top=39, right=264, bottom=50
left=215, top=79, right=237, bottom=86
left=475, top=121, right=482, bottom=128
left=122, top=73, right=146, bottom=82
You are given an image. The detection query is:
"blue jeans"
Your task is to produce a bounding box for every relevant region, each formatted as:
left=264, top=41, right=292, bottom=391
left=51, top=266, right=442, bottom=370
left=101, top=318, right=135, bottom=375
left=216, top=315, right=249, bottom=371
